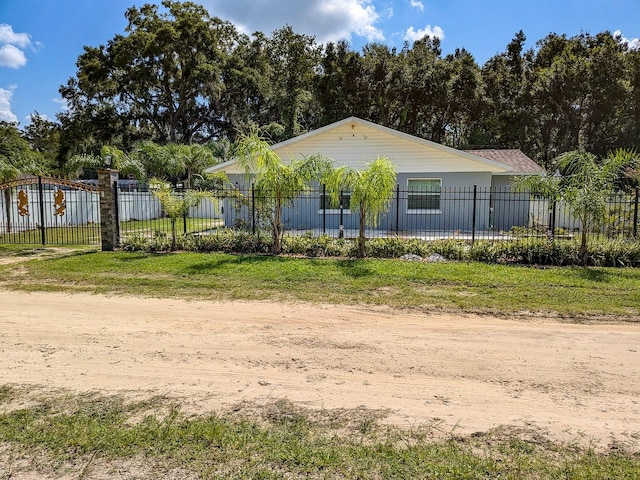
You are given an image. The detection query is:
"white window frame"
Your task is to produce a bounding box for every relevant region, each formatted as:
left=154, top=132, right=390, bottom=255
left=407, top=178, right=442, bottom=214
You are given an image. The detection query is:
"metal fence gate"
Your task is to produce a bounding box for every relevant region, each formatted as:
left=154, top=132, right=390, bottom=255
left=0, top=176, right=101, bottom=245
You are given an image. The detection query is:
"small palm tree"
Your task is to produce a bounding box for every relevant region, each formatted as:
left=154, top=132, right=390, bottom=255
left=149, top=179, right=214, bottom=250
left=235, top=131, right=333, bottom=254
left=515, top=149, right=636, bottom=266
left=324, top=156, right=397, bottom=258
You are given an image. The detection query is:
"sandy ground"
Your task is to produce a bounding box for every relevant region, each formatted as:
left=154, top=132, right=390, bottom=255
left=1, top=289, right=639, bottom=451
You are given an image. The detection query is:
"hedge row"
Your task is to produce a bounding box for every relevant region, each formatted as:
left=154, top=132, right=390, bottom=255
left=120, top=229, right=640, bottom=267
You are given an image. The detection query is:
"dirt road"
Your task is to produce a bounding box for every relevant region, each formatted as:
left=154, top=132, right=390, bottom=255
left=1, top=290, right=639, bottom=449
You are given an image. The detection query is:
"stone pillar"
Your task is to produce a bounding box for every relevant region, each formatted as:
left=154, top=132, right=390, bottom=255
left=98, top=169, right=120, bottom=251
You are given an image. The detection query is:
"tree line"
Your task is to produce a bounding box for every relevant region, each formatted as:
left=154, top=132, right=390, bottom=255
left=4, top=0, right=640, bottom=177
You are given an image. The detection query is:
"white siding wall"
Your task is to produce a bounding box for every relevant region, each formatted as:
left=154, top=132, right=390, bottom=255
left=274, top=122, right=504, bottom=173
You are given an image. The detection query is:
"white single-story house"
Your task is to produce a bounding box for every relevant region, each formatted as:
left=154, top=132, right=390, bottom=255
left=206, top=116, right=544, bottom=234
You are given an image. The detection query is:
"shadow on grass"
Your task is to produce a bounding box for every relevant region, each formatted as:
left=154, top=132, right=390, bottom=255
left=181, top=254, right=284, bottom=274
left=15, top=248, right=48, bottom=257
left=335, top=259, right=374, bottom=278
left=113, top=252, right=158, bottom=262
left=182, top=254, right=376, bottom=279
left=574, top=267, right=610, bottom=282
left=9, top=247, right=99, bottom=260
left=0, top=246, right=50, bottom=257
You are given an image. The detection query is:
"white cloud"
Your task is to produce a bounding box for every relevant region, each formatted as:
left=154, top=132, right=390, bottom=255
left=614, top=30, right=640, bottom=50
left=0, top=86, right=18, bottom=123
left=404, top=24, right=444, bottom=43
left=0, top=24, right=31, bottom=69
left=0, top=44, right=27, bottom=68
left=200, top=0, right=384, bottom=44
left=0, top=24, right=31, bottom=48
left=410, top=0, right=424, bottom=12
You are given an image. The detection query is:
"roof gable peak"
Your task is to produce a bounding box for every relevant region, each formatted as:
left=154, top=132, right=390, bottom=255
left=271, top=117, right=510, bottom=172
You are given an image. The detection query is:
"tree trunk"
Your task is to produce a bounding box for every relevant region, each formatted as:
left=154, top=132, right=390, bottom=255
left=357, top=210, right=366, bottom=258
left=272, top=225, right=281, bottom=255
left=272, top=198, right=283, bottom=255
left=171, top=218, right=177, bottom=251
left=580, top=228, right=589, bottom=267
left=578, top=211, right=591, bottom=266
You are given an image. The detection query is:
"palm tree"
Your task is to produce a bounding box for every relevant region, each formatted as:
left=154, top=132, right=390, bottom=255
left=235, top=131, right=332, bottom=254
left=149, top=179, right=214, bottom=250
left=515, top=149, right=637, bottom=266
left=323, top=156, right=397, bottom=258
left=65, top=145, right=145, bottom=180
left=180, top=144, right=215, bottom=189
left=133, top=141, right=180, bottom=182
left=207, top=137, right=237, bottom=164
left=133, top=142, right=215, bottom=188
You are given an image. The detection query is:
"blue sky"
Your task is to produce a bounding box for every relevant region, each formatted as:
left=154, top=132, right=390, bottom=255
left=1, top=0, right=639, bottom=127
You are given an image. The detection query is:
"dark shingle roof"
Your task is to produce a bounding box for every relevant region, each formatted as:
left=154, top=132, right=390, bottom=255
left=464, top=149, right=544, bottom=174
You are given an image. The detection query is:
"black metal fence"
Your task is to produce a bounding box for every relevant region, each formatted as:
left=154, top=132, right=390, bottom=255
left=213, top=185, right=639, bottom=243
left=116, top=184, right=640, bottom=242
left=2, top=181, right=638, bottom=245
left=117, top=189, right=224, bottom=240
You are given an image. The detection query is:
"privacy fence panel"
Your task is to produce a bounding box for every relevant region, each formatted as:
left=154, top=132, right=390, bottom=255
left=117, top=191, right=224, bottom=239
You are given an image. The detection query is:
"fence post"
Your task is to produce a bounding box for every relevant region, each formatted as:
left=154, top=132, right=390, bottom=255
left=339, top=190, right=344, bottom=238
left=395, top=183, right=400, bottom=233
left=471, top=184, right=477, bottom=245
left=98, top=169, right=120, bottom=251
left=634, top=187, right=639, bottom=238
left=251, top=183, right=256, bottom=235
left=550, top=200, right=557, bottom=240
left=113, top=180, right=120, bottom=243
left=322, top=184, right=326, bottom=235
left=37, top=176, right=46, bottom=245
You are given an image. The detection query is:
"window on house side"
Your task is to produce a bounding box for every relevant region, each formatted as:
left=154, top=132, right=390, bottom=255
left=407, top=179, right=441, bottom=212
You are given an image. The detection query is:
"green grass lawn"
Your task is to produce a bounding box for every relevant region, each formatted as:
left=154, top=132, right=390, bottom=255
left=119, top=217, right=224, bottom=236
left=0, top=225, right=101, bottom=245
left=0, top=218, right=224, bottom=246
left=1, top=249, right=639, bottom=319
left=1, top=251, right=640, bottom=477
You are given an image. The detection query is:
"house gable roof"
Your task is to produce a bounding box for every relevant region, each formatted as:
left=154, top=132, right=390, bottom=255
left=206, top=117, right=539, bottom=175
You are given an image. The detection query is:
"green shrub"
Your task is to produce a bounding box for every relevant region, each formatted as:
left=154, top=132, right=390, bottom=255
left=120, top=234, right=151, bottom=252
left=587, top=238, right=640, bottom=267
left=281, top=233, right=349, bottom=257
left=430, top=239, right=469, bottom=260
left=120, top=232, right=173, bottom=253
left=364, top=237, right=430, bottom=258
left=469, top=241, right=503, bottom=263
left=120, top=229, right=640, bottom=267
left=468, top=238, right=640, bottom=267
left=185, top=228, right=271, bottom=254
